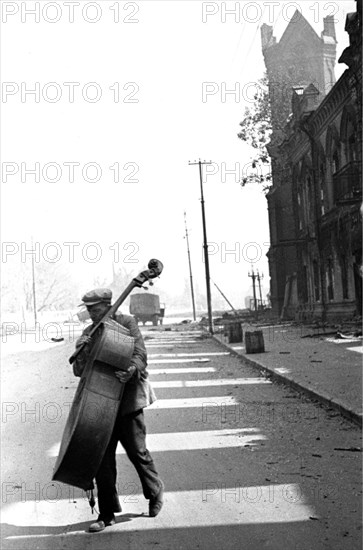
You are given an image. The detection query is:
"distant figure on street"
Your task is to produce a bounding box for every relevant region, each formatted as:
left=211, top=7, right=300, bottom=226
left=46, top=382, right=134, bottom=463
left=74, top=288, right=164, bottom=533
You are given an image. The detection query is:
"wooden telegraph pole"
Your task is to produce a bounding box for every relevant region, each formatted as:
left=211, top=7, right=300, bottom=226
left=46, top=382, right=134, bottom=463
left=184, top=211, right=196, bottom=321
left=257, top=269, right=264, bottom=310
left=188, top=159, right=213, bottom=334
left=248, top=264, right=258, bottom=320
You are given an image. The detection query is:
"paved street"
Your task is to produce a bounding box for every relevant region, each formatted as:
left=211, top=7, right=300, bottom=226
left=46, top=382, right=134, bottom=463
left=1, top=325, right=362, bottom=549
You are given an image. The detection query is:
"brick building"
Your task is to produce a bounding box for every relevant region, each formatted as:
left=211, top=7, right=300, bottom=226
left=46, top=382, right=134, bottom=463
left=261, top=1, right=362, bottom=321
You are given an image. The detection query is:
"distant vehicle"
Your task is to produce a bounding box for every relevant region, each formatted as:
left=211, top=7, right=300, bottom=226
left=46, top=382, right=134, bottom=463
left=76, top=307, right=90, bottom=323
left=129, top=293, right=165, bottom=326
left=63, top=307, right=90, bottom=324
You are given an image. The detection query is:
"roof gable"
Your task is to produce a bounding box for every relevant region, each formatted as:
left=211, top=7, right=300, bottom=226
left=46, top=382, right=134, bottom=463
left=279, top=10, right=321, bottom=48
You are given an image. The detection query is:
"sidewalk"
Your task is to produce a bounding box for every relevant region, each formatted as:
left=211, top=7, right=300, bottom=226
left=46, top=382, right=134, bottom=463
left=213, top=323, right=362, bottom=426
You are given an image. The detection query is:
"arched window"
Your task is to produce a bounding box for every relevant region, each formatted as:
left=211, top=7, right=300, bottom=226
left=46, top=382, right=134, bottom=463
left=340, top=255, right=349, bottom=299
left=326, top=124, right=341, bottom=174
left=297, top=160, right=309, bottom=230
left=313, top=260, right=320, bottom=301
left=306, top=171, right=314, bottom=222
left=332, top=149, right=340, bottom=174
left=340, top=106, right=358, bottom=164
left=327, top=67, right=334, bottom=91
left=293, top=165, right=302, bottom=231
left=326, top=258, right=335, bottom=301
left=302, top=265, right=309, bottom=303
left=348, top=132, right=357, bottom=163
left=325, top=125, right=340, bottom=208
left=297, top=187, right=304, bottom=230
left=319, top=163, right=326, bottom=215
left=317, top=142, right=327, bottom=215
left=300, top=155, right=314, bottom=225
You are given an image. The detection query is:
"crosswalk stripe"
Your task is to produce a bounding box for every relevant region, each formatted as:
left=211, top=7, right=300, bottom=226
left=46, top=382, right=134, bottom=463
left=116, top=428, right=266, bottom=452
left=149, top=367, right=216, bottom=374
left=148, top=358, right=212, bottom=364
left=148, top=352, right=230, bottom=357
left=346, top=346, right=363, bottom=354
left=146, top=341, right=200, bottom=346
left=326, top=337, right=362, bottom=344
left=151, top=378, right=271, bottom=388
left=149, top=396, right=237, bottom=408
left=46, top=425, right=257, bottom=458
left=0, top=486, right=314, bottom=530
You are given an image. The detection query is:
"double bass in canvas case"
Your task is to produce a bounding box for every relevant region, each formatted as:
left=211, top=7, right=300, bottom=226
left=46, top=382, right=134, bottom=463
left=52, top=260, right=163, bottom=490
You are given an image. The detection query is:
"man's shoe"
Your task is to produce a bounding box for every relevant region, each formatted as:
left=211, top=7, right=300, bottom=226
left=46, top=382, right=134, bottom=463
left=89, top=515, right=116, bottom=532
left=149, top=483, right=164, bottom=517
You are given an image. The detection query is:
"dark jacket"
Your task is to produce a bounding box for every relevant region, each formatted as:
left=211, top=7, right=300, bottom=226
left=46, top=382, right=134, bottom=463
left=74, top=313, right=156, bottom=415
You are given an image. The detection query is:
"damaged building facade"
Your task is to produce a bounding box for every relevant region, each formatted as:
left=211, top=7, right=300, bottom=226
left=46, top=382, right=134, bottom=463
left=261, top=1, right=362, bottom=322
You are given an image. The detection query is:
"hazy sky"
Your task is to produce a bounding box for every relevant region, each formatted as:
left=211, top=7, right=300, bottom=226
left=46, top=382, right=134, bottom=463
left=1, top=1, right=356, bottom=308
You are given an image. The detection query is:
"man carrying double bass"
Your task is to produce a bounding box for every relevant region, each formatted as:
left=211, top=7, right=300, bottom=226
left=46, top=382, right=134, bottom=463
left=74, top=288, right=164, bottom=533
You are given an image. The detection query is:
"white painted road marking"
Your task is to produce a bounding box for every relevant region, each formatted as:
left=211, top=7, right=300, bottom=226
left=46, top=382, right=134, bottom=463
left=346, top=346, right=363, bottom=354
left=47, top=425, right=263, bottom=458
left=149, top=396, right=238, bottom=409
left=1, top=486, right=315, bottom=533
left=326, top=337, right=362, bottom=344
left=116, top=428, right=266, bottom=452
left=148, top=358, right=211, bottom=364
left=146, top=341, right=201, bottom=345
left=149, top=367, right=216, bottom=375
left=151, top=378, right=271, bottom=388
left=148, top=352, right=230, bottom=357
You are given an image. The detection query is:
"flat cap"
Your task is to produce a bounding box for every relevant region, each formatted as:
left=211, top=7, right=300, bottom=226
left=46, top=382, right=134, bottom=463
left=79, top=288, right=112, bottom=307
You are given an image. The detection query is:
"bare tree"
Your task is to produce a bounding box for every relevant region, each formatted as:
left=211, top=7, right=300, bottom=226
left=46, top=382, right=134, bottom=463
left=2, top=259, right=79, bottom=315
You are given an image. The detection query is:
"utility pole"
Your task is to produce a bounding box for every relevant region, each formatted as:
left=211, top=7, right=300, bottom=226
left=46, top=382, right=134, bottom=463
left=188, top=159, right=213, bottom=334
left=248, top=264, right=258, bottom=320
left=184, top=211, right=196, bottom=321
left=31, top=236, right=37, bottom=326
left=212, top=280, right=237, bottom=313
left=257, top=269, right=264, bottom=310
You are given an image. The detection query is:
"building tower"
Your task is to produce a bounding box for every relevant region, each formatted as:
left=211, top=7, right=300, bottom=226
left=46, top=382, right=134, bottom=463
left=261, top=12, right=338, bottom=317
left=261, top=12, right=337, bottom=130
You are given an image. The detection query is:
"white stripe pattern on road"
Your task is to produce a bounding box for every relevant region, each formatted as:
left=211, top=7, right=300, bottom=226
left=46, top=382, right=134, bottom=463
left=149, top=367, right=216, bottom=375
left=146, top=341, right=201, bottom=346
left=47, top=425, right=261, bottom=458
left=144, top=340, right=201, bottom=346
left=151, top=378, right=271, bottom=388
left=148, top=352, right=230, bottom=357
left=149, top=396, right=237, bottom=409
left=115, top=428, right=266, bottom=453
left=1, top=486, right=315, bottom=531
left=326, top=337, right=362, bottom=344
left=148, top=358, right=212, bottom=364
left=346, top=346, right=363, bottom=354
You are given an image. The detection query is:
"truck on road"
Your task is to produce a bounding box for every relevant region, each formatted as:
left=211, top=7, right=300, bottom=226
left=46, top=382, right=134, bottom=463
left=129, top=293, right=165, bottom=326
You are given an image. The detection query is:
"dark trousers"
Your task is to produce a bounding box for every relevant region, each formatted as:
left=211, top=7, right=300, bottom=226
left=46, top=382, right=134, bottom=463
left=95, top=408, right=162, bottom=519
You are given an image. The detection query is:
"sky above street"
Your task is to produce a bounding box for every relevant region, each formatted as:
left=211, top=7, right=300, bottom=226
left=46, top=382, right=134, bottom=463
left=1, top=0, right=356, bottom=309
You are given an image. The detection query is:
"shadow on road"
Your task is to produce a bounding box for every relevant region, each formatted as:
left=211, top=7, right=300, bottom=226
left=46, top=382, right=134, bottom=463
left=1, top=513, right=146, bottom=546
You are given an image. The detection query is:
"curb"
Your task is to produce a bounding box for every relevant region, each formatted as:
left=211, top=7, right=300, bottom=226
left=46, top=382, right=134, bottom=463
left=213, top=335, right=362, bottom=428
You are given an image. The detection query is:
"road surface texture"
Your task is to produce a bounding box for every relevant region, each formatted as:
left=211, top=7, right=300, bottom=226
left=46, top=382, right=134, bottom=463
left=215, top=322, right=362, bottom=425
left=1, top=325, right=362, bottom=549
